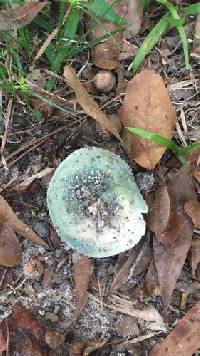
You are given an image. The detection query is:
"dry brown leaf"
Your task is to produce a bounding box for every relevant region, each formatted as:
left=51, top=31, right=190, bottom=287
left=74, top=256, right=93, bottom=320
left=144, top=260, right=159, bottom=297
left=70, top=342, right=83, bottom=356
left=118, top=70, right=176, bottom=169
left=156, top=210, right=187, bottom=245
left=4, top=303, right=48, bottom=355
left=0, top=195, right=48, bottom=249
left=64, top=66, right=123, bottom=145
left=0, top=2, right=48, bottom=31
left=184, top=200, right=200, bottom=229
left=167, top=164, right=197, bottom=211
left=153, top=224, right=193, bottom=310
left=153, top=165, right=196, bottom=309
left=108, top=251, right=136, bottom=295
left=146, top=175, right=170, bottom=234
left=82, top=339, right=107, bottom=356
left=191, top=238, right=200, bottom=277
left=0, top=223, right=22, bottom=267
left=150, top=301, right=200, bottom=356
left=10, top=168, right=54, bottom=194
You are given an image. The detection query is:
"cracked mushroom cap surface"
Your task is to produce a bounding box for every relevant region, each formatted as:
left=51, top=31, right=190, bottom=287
left=47, top=147, right=147, bottom=257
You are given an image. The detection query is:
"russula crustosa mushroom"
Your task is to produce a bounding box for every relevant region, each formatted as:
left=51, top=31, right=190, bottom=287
left=47, top=147, right=147, bottom=257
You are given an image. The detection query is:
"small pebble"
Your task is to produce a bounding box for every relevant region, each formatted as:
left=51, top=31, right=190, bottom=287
left=23, top=259, right=44, bottom=280
left=45, top=329, right=64, bottom=349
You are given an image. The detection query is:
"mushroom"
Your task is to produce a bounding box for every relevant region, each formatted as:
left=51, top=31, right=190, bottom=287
left=47, top=147, right=147, bottom=258
left=94, top=70, right=116, bottom=93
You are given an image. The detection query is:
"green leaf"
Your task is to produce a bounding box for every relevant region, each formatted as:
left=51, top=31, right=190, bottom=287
left=184, top=3, right=200, bottom=15
left=165, top=17, right=185, bottom=26
left=129, top=12, right=169, bottom=72
left=84, top=0, right=126, bottom=26
left=178, top=141, right=200, bottom=155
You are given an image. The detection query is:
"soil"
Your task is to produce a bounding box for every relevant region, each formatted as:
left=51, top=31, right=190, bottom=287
left=0, top=6, right=200, bottom=356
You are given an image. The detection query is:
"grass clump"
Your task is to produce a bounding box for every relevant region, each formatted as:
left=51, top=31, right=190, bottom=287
left=129, top=1, right=200, bottom=73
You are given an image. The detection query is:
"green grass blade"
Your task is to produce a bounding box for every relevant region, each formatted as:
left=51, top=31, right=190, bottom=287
left=157, top=0, right=190, bottom=68
left=128, top=12, right=169, bottom=72
left=127, top=127, right=179, bottom=153
left=176, top=25, right=189, bottom=68
left=141, top=0, right=150, bottom=12
left=184, top=3, right=200, bottom=15
left=178, top=141, right=200, bottom=155
left=33, top=15, right=53, bottom=32
left=46, top=8, right=80, bottom=92
left=44, top=44, right=56, bottom=65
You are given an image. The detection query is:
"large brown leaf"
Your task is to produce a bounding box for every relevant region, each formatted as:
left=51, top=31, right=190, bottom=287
left=73, top=256, right=93, bottom=320
left=150, top=301, right=200, bottom=356
left=0, top=2, right=48, bottom=31
left=118, top=70, right=176, bottom=169
left=0, top=223, right=22, bottom=267
left=0, top=195, right=48, bottom=248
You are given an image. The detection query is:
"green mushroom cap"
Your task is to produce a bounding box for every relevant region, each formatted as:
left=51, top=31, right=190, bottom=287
left=47, top=147, right=148, bottom=258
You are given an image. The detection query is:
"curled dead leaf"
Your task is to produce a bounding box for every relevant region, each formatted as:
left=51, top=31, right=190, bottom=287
left=0, top=195, right=48, bottom=248
left=118, top=70, right=176, bottom=169
left=0, top=2, right=48, bottom=31
left=0, top=223, right=21, bottom=267
left=74, top=256, right=93, bottom=320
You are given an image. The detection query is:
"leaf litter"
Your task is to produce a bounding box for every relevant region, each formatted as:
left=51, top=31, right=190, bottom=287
left=152, top=164, right=196, bottom=309
left=1, top=0, right=200, bottom=354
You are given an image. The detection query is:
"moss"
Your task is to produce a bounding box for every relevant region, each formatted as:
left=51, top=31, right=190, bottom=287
left=47, top=147, right=148, bottom=257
